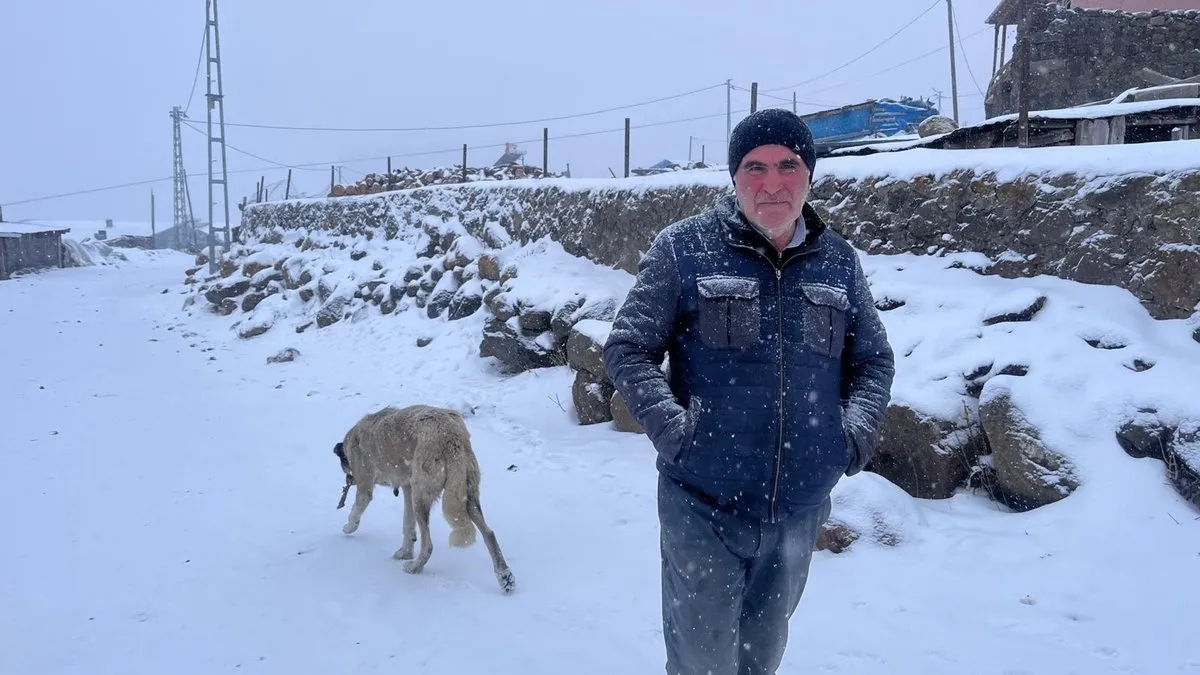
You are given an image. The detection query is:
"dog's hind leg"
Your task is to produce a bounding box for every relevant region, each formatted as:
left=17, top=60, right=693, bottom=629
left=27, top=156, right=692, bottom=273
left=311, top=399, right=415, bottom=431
left=467, top=498, right=515, bottom=594
left=402, top=488, right=436, bottom=575
left=442, top=460, right=477, bottom=548
left=393, top=485, right=417, bottom=561
left=342, top=482, right=374, bottom=535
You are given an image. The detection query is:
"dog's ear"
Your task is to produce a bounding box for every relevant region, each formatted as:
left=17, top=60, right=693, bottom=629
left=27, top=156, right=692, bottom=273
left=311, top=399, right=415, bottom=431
left=333, top=442, right=344, bottom=458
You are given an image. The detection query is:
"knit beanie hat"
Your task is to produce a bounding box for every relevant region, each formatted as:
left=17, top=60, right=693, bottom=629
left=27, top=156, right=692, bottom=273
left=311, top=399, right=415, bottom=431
left=727, top=108, right=817, bottom=182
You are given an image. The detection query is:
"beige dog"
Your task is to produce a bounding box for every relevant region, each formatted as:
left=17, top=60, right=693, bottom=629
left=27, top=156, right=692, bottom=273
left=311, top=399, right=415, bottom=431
left=334, top=404, right=515, bottom=594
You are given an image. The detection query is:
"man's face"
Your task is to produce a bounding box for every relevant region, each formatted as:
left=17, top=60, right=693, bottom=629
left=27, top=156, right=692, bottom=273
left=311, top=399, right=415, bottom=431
left=733, top=144, right=811, bottom=234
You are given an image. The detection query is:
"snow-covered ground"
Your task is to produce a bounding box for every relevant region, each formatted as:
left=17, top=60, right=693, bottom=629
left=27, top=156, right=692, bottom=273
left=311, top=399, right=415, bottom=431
left=2, top=235, right=1199, bottom=674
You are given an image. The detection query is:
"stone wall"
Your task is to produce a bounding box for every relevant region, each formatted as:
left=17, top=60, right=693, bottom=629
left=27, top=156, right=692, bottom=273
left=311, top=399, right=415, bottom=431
left=812, top=168, right=1200, bottom=320
left=242, top=156, right=1200, bottom=320
left=986, top=7, right=1200, bottom=117
left=242, top=178, right=730, bottom=277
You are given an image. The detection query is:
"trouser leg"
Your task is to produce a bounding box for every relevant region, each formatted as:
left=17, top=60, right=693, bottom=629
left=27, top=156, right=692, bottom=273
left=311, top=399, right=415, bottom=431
left=735, top=497, right=831, bottom=675
left=658, top=475, right=759, bottom=675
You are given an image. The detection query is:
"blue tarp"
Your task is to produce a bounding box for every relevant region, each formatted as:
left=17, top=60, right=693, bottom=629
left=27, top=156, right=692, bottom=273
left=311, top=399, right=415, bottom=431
left=801, top=99, right=938, bottom=143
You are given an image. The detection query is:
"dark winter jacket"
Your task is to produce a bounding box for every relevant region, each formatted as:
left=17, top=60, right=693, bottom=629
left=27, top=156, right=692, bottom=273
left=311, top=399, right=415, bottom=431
left=603, top=194, right=895, bottom=522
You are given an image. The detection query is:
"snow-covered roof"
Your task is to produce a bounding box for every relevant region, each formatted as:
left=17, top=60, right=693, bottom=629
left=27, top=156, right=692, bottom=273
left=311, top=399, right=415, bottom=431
left=0, top=222, right=71, bottom=238
left=831, top=97, right=1200, bottom=157
left=986, top=97, right=1200, bottom=124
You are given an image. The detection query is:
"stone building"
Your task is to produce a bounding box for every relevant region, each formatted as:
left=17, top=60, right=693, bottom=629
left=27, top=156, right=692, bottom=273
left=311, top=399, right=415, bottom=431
left=984, top=1, right=1200, bottom=117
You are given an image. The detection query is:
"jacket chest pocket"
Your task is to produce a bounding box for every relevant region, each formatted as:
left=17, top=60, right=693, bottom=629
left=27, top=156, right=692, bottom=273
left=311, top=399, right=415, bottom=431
left=696, top=276, right=761, bottom=350
left=800, top=282, right=849, bottom=358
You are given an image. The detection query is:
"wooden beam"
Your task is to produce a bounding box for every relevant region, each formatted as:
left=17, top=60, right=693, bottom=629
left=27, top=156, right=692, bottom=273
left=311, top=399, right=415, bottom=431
left=1108, top=116, right=1126, bottom=144
left=1027, top=128, right=1076, bottom=148
left=1125, top=113, right=1200, bottom=126
left=1075, top=118, right=1111, bottom=146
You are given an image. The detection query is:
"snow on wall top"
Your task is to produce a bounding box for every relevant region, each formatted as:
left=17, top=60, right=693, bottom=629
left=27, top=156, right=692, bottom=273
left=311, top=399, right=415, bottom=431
left=257, top=138, right=1200, bottom=215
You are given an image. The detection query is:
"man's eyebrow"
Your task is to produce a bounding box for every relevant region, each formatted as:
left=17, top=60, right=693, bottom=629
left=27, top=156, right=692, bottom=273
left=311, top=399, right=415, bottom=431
left=742, top=158, right=800, bottom=169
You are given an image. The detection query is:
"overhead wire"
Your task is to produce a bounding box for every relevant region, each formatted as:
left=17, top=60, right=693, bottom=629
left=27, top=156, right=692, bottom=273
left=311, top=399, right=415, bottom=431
left=952, top=6, right=987, bottom=96
left=15, top=18, right=1001, bottom=208
left=9, top=104, right=761, bottom=205
left=215, top=82, right=728, bottom=133
left=805, top=25, right=992, bottom=96
left=764, top=0, right=944, bottom=92
left=184, top=26, right=207, bottom=115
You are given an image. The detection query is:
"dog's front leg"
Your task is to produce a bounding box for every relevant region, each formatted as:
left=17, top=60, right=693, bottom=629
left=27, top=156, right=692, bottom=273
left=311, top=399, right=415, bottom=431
left=343, top=482, right=374, bottom=534
left=393, top=485, right=417, bottom=560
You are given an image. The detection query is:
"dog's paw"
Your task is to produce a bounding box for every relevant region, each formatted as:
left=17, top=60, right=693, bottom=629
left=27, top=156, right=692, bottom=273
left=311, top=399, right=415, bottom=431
left=403, top=560, right=425, bottom=575
left=393, top=548, right=414, bottom=560
left=343, top=522, right=359, bottom=535
left=497, top=569, right=516, bottom=595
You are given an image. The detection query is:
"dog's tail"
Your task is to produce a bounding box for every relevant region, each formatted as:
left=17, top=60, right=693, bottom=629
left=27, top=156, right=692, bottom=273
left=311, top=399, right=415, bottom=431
left=442, top=448, right=479, bottom=548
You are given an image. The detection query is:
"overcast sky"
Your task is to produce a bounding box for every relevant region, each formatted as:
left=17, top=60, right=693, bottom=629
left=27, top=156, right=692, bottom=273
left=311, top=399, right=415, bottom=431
left=1, top=0, right=1012, bottom=223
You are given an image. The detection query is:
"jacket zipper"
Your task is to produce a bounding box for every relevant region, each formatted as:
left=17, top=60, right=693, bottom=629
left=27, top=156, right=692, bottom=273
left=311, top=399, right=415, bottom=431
left=732, top=240, right=809, bottom=523
left=770, top=264, right=784, bottom=523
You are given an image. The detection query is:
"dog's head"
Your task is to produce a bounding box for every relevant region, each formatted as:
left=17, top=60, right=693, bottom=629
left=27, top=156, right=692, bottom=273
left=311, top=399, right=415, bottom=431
left=333, top=441, right=353, bottom=482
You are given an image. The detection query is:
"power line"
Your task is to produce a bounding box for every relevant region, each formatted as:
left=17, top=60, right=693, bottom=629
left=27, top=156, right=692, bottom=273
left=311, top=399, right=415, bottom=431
left=196, top=107, right=760, bottom=175
left=806, top=25, right=992, bottom=96
left=182, top=121, right=326, bottom=171
left=952, top=6, right=986, bottom=96
left=730, top=83, right=835, bottom=108
left=8, top=104, right=767, bottom=207
left=765, top=0, right=943, bottom=92
left=4, top=176, right=175, bottom=207
left=183, top=25, right=206, bottom=115
left=216, top=82, right=728, bottom=133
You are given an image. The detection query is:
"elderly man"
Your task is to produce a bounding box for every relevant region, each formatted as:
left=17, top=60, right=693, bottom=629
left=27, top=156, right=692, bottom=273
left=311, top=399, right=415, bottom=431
left=603, top=108, right=895, bottom=675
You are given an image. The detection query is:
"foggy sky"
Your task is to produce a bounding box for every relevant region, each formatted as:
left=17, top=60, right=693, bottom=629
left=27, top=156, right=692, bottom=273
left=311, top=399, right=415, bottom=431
left=1, top=0, right=1010, bottom=223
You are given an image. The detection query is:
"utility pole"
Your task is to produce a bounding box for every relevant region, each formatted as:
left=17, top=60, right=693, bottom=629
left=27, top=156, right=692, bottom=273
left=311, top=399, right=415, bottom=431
left=150, top=190, right=156, bottom=250
left=1017, top=22, right=1031, bottom=147
left=623, top=117, right=631, bottom=178
left=688, top=136, right=694, bottom=163
left=204, top=0, right=232, bottom=272
left=170, top=106, right=195, bottom=251
left=946, top=0, right=960, bottom=123
left=725, top=79, right=732, bottom=150
left=750, top=82, right=758, bottom=114
left=932, top=88, right=945, bottom=114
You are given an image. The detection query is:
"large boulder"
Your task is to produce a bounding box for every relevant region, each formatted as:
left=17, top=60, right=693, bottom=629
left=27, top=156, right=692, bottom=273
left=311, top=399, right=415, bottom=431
left=1117, top=410, right=1200, bottom=511
left=448, top=284, right=484, bottom=320
left=566, top=320, right=610, bottom=378
left=204, top=279, right=250, bottom=306
left=979, top=382, right=1079, bottom=510
left=917, top=115, right=958, bottom=137
left=819, top=471, right=920, bottom=553
left=566, top=320, right=615, bottom=425
left=572, top=369, right=614, bottom=425
left=479, top=316, right=564, bottom=373
left=867, top=403, right=978, bottom=500
left=316, top=296, right=349, bottom=328
left=610, top=391, right=645, bottom=434
left=1168, top=422, right=1200, bottom=511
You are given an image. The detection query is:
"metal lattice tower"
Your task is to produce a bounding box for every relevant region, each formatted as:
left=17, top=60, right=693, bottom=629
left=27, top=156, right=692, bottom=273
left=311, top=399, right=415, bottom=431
left=204, top=0, right=232, bottom=272
left=169, top=106, right=197, bottom=251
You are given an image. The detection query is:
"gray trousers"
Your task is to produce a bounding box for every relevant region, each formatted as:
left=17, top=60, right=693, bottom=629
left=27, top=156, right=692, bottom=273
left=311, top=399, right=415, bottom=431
left=658, top=474, right=830, bottom=675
